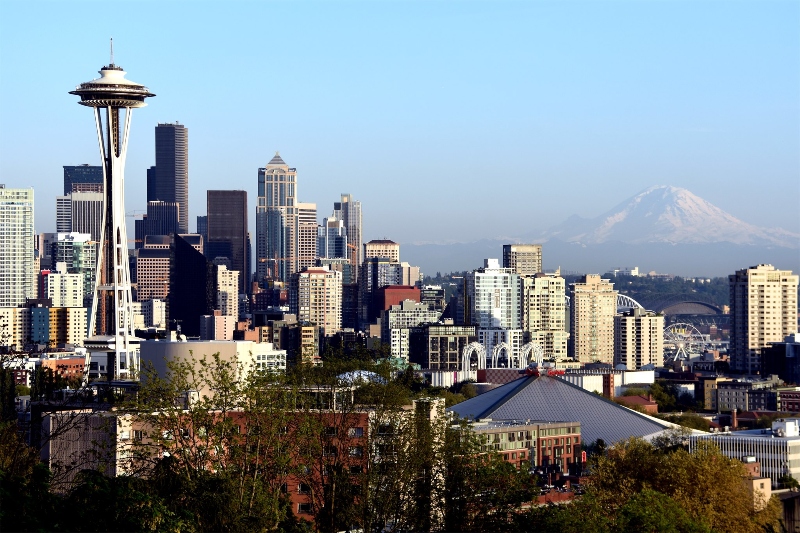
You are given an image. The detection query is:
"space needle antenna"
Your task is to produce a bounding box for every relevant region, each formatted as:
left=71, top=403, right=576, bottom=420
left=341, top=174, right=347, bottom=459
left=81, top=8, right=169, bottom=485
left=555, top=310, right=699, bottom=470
left=110, top=38, right=114, bottom=65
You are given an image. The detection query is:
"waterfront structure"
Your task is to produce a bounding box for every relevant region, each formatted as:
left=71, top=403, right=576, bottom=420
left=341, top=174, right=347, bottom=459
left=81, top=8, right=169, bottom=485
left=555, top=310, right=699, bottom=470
left=502, top=244, right=543, bottom=276
left=152, top=123, right=189, bottom=233
left=297, top=202, right=318, bottom=273
left=382, top=300, right=441, bottom=359
left=614, top=308, right=664, bottom=369
left=289, top=267, right=343, bottom=336
left=70, top=55, right=154, bottom=379
left=466, top=259, right=521, bottom=330
left=730, top=264, right=799, bottom=374
left=569, top=274, right=617, bottom=364
left=522, top=273, right=568, bottom=359
left=207, top=190, right=249, bottom=295
left=257, top=153, right=297, bottom=283
left=216, top=265, right=239, bottom=318
left=0, top=186, right=35, bottom=308
left=63, top=164, right=103, bottom=195
left=333, top=194, right=362, bottom=279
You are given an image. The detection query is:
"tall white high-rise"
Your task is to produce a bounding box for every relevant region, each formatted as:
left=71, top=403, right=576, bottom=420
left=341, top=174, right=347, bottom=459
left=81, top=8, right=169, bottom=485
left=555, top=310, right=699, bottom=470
left=466, top=259, right=521, bottom=329
left=569, top=274, right=617, bottom=364
left=730, top=264, right=799, bottom=374
left=614, top=308, right=664, bottom=369
left=0, top=185, right=35, bottom=308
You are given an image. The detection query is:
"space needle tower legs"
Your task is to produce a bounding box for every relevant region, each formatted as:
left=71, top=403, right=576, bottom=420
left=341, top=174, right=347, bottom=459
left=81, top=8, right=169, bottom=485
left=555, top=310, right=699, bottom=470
left=71, top=45, right=155, bottom=383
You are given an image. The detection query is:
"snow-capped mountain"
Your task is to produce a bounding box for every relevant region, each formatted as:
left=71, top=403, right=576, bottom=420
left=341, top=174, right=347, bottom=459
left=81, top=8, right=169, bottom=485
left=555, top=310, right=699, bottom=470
left=538, top=185, right=799, bottom=248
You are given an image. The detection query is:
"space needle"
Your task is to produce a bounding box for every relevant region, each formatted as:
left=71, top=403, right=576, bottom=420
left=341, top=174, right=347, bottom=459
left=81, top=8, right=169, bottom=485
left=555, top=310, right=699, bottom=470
left=70, top=42, right=154, bottom=383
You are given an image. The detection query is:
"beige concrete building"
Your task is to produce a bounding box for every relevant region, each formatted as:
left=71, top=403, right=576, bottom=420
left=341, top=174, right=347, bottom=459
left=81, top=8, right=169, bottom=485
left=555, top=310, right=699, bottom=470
left=502, top=244, right=542, bottom=276
left=135, top=239, right=171, bottom=302
left=569, top=274, right=617, bottom=364
left=730, top=264, right=798, bottom=374
left=297, top=202, right=318, bottom=274
left=289, top=267, right=343, bottom=336
left=364, top=239, right=400, bottom=263
left=522, top=273, right=568, bottom=359
left=216, top=264, right=239, bottom=318
left=0, top=307, right=30, bottom=351
left=44, top=263, right=84, bottom=308
left=614, top=308, right=664, bottom=369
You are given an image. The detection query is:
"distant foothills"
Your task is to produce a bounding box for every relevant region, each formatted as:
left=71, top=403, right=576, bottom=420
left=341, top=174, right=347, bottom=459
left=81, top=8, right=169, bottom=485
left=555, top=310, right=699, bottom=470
left=403, top=186, right=800, bottom=277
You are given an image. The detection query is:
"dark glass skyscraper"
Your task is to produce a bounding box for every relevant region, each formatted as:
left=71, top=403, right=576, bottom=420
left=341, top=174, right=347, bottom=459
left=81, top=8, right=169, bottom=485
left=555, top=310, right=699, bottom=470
left=207, top=190, right=249, bottom=295
left=153, top=123, right=189, bottom=233
left=170, top=234, right=216, bottom=337
left=63, top=164, right=103, bottom=195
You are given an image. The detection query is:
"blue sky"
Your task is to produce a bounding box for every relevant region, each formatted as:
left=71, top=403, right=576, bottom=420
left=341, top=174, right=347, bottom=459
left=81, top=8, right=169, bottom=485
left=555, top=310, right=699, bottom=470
left=1, top=0, right=798, bottom=245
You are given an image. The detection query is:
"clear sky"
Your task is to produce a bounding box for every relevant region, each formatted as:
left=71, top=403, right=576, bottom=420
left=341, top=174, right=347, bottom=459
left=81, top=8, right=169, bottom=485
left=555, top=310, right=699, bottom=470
left=1, top=0, right=798, bottom=246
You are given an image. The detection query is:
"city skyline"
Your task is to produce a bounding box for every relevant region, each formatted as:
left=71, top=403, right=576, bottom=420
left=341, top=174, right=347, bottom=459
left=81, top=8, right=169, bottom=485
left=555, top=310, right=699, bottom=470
left=0, top=1, right=797, bottom=257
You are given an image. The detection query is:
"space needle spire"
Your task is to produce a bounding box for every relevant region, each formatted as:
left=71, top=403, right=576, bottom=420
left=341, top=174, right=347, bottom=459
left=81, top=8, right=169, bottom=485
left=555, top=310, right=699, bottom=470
left=70, top=49, right=155, bottom=383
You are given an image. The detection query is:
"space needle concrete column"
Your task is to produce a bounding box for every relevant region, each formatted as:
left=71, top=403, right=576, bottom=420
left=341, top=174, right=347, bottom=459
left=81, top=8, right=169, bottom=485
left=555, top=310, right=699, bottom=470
left=70, top=52, right=154, bottom=382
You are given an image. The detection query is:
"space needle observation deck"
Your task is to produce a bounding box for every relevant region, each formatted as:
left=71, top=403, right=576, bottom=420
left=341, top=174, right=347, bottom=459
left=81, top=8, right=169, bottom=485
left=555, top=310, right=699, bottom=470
left=70, top=48, right=154, bottom=384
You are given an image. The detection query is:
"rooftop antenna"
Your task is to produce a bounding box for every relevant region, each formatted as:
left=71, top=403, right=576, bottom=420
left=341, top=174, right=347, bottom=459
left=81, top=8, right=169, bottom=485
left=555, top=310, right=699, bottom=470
left=110, top=37, right=114, bottom=65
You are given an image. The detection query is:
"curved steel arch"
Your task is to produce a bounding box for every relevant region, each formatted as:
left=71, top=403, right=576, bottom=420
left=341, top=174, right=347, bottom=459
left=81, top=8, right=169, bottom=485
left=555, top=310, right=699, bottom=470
left=461, top=342, right=487, bottom=371
left=520, top=342, right=544, bottom=366
left=617, top=294, right=645, bottom=312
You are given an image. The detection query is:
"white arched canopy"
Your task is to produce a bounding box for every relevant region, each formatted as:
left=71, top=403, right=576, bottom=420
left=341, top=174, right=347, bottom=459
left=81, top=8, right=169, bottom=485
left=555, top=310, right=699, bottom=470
left=520, top=342, right=544, bottom=367
left=461, top=342, right=487, bottom=371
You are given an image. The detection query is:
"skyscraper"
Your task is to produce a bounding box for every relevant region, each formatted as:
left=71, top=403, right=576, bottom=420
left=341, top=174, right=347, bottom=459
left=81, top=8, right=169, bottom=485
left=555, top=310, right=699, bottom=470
left=569, top=274, right=617, bottom=364
left=503, top=244, right=543, bottom=276
left=730, top=264, right=799, bottom=374
left=170, top=234, right=216, bottom=338
left=63, top=164, right=103, bottom=195
left=318, top=216, right=348, bottom=259
left=52, top=232, right=97, bottom=307
left=134, top=200, right=180, bottom=249
left=297, top=202, right=318, bottom=273
left=333, top=194, right=362, bottom=279
left=70, top=191, right=103, bottom=241
left=257, top=152, right=298, bottom=283
left=207, top=190, right=249, bottom=295
left=0, top=185, right=35, bottom=308
left=152, top=123, right=189, bottom=233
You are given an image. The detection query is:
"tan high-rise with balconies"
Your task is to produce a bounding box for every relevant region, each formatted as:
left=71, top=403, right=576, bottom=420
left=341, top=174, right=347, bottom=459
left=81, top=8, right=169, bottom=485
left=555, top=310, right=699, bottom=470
left=569, top=274, right=617, bottom=364
left=730, top=264, right=798, bottom=374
